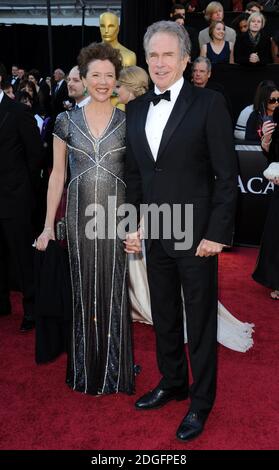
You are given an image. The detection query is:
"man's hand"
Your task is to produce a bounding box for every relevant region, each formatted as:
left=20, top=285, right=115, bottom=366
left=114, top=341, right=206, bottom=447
left=249, top=53, right=259, bottom=63
left=124, top=231, right=142, bottom=254
left=195, top=239, right=225, bottom=257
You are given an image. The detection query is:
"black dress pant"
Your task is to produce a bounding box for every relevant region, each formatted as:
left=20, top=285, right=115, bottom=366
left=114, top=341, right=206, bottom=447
left=0, top=214, right=35, bottom=319
left=146, top=240, right=218, bottom=415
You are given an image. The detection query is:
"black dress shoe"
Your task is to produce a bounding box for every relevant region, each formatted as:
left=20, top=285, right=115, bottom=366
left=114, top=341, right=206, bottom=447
left=135, top=385, right=188, bottom=410
left=176, top=410, right=207, bottom=441
left=20, top=318, right=35, bottom=332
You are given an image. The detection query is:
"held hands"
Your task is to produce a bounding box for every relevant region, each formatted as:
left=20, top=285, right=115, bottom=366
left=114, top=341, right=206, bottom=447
left=36, top=227, right=55, bottom=251
left=195, top=239, right=225, bottom=257
left=124, top=231, right=142, bottom=254
left=249, top=53, right=259, bottom=63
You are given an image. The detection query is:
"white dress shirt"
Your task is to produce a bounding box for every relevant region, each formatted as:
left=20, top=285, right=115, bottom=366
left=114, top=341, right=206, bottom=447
left=0, top=90, right=4, bottom=103
left=77, top=96, right=91, bottom=108
left=145, top=77, right=184, bottom=161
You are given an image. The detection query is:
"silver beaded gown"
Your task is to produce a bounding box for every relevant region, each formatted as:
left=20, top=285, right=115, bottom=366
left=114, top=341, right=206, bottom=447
left=53, top=107, right=134, bottom=395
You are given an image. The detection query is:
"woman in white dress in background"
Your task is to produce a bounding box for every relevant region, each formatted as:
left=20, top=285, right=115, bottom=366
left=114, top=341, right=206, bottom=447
left=117, top=66, right=254, bottom=353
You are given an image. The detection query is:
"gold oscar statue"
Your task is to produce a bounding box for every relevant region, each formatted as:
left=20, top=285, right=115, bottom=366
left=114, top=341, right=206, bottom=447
left=99, top=12, right=136, bottom=67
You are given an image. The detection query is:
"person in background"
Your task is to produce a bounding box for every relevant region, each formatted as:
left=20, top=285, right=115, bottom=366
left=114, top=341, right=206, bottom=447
left=170, top=3, right=186, bottom=18
left=191, top=56, right=233, bottom=117
left=116, top=65, right=149, bottom=107
left=252, top=106, right=279, bottom=299
left=234, top=80, right=276, bottom=140
left=234, top=12, right=272, bottom=65
left=271, top=31, right=279, bottom=64
left=28, top=69, right=51, bottom=116
left=3, top=83, right=15, bottom=100
left=52, top=68, right=69, bottom=117
left=171, top=12, right=199, bottom=61
left=8, top=64, right=20, bottom=92
left=115, top=65, right=150, bottom=323
left=245, top=1, right=263, bottom=13
left=231, top=13, right=249, bottom=35
left=200, top=20, right=234, bottom=64
left=198, top=2, right=236, bottom=48
left=0, top=62, right=43, bottom=331
left=245, top=83, right=279, bottom=141
left=66, top=65, right=91, bottom=109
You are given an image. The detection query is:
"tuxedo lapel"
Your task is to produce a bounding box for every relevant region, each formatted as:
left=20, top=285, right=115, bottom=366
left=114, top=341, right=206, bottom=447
left=136, top=91, right=155, bottom=162
left=157, top=82, right=196, bottom=161
left=0, top=95, right=10, bottom=133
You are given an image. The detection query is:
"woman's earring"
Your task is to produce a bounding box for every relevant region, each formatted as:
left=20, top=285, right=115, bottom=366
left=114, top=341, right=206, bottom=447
left=83, top=87, right=88, bottom=96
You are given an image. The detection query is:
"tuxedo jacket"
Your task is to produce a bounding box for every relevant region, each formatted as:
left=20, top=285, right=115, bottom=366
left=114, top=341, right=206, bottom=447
left=52, top=80, right=69, bottom=117
left=125, top=80, right=238, bottom=257
left=0, top=94, right=43, bottom=218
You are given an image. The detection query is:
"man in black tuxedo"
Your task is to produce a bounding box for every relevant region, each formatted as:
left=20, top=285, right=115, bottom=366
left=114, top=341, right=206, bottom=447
left=0, top=63, right=43, bottom=331
left=52, top=68, right=69, bottom=117
left=124, top=21, right=237, bottom=440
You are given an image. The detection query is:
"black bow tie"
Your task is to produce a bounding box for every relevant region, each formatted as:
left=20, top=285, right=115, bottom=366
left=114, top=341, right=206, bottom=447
left=149, top=89, right=171, bottom=106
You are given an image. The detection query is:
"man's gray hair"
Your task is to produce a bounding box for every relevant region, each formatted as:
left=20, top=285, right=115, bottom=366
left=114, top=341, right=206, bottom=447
left=192, top=56, right=212, bottom=73
left=143, top=21, right=191, bottom=58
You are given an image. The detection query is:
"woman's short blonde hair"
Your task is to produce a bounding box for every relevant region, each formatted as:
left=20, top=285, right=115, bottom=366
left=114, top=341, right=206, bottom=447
left=247, top=11, right=266, bottom=30
left=204, top=2, right=224, bottom=22
left=118, top=66, right=149, bottom=97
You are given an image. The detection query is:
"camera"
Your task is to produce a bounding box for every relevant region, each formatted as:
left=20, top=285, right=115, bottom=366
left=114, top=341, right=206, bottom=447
left=273, top=106, right=279, bottom=125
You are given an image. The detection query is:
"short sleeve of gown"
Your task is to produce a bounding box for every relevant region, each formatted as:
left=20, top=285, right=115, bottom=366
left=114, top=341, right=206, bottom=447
left=53, top=111, right=69, bottom=143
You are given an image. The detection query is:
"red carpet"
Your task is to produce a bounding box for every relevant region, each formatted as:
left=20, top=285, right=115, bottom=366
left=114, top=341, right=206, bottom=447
left=0, top=247, right=279, bottom=450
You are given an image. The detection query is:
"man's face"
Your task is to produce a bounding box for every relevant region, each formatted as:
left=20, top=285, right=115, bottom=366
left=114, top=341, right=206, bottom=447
left=211, top=8, right=223, bottom=22
left=12, top=66, right=19, bottom=77
left=54, top=69, right=63, bottom=82
left=174, top=8, right=185, bottom=18
left=4, top=86, right=15, bottom=99
left=67, top=67, right=84, bottom=100
left=99, top=13, right=119, bottom=43
left=146, top=32, right=188, bottom=92
left=192, top=62, right=211, bottom=87
left=247, top=6, right=261, bottom=13
left=18, top=69, right=25, bottom=79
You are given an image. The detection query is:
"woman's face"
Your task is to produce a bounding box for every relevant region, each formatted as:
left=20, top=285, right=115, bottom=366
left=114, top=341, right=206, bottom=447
left=115, top=83, right=134, bottom=104
left=212, top=23, right=225, bottom=40
left=239, top=20, right=248, bottom=33
left=83, top=59, right=116, bottom=103
left=266, top=90, right=279, bottom=115
left=249, top=16, right=263, bottom=33
left=28, top=75, right=37, bottom=85
left=25, top=85, right=34, bottom=97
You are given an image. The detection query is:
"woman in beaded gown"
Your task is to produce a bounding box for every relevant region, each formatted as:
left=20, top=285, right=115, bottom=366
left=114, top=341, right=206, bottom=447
left=36, top=43, right=134, bottom=395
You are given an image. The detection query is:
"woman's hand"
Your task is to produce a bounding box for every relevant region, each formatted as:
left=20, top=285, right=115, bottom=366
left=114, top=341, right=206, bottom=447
left=262, top=120, right=276, bottom=139
left=261, top=120, right=276, bottom=152
left=36, top=227, right=55, bottom=251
